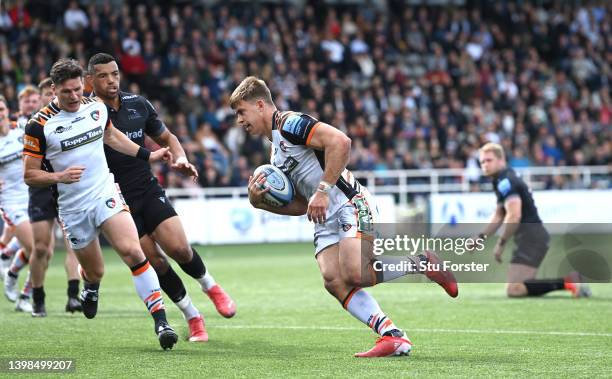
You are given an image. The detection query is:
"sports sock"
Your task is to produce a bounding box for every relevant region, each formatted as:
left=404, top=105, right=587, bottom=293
left=524, top=278, right=565, bottom=296
left=372, top=255, right=420, bottom=283
left=33, top=286, right=45, bottom=306
left=156, top=265, right=200, bottom=319
left=157, top=265, right=186, bottom=302
left=67, top=279, right=79, bottom=298
left=1, top=237, right=20, bottom=260
left=176, top=294, right=200, bottom=320
left=84, top=281, right=99, bottom=291
left=9, top=249, right=28, bottom=275
left=342, top=288, right=399, bottom=336
left=178, top=248, right=216, bottom=291
left=21, top=271, right=32, bottom=298
left=130, top=259, right=166, bottom=315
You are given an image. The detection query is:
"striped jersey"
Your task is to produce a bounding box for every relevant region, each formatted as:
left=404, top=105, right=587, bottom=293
left=0, top=124, right=28, bottom=206
left=270, top=110, right=361, bottom=217
left=23, top=98, right=113, bottom=213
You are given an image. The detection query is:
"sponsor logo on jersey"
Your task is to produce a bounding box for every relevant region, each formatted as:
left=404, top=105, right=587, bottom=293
left=52, top=125, right=73, bottom=134
left=124, top=129, right=143, bottom=140
left=342, top=224, right=352, bottom=232
left=90, top=110, right=100, bottom=121
left=497, top=178, right=512, bottom=196
left=122, top=94, right=138, bottom=100
left=159, top=196, right=166, bottom=204
left=70, top=237, right=79, bottom=245
left=105, top=198, right=116, bottom=208
left=127, top=108, right=143, bottom=120
left=71, top=116, right=85, bottom=124
left=276, top=156, right=299, bottom=174
left=60, top=126, right=103, bottom=151
left=24, top=135, right=41, bottom=152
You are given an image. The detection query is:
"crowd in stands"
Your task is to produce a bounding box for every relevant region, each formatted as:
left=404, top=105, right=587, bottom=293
left=1, top=0, right=610, bottom=190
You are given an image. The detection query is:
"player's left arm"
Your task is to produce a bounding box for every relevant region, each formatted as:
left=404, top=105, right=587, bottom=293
left=103, top=120, right=172, bottom=163
left=304, top=122, right=351, bottom=224
left=494, top=196, right=522, bottom=262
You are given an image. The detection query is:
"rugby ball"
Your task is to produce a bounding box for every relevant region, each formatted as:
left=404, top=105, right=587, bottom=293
left=253, top=164, right=294, bottom=207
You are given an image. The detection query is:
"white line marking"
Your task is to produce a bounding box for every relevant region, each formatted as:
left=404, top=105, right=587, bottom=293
left=212, top=324, right=612, bottom=337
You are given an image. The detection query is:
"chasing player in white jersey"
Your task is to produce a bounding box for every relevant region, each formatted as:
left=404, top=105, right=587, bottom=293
left=231, top=77, right=458, bottom=358
left=0, top=95, right=35, bottom=312
left=23, top=59, right=178, bottom=350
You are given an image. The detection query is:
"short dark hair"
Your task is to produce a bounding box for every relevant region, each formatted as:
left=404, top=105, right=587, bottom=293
left=50, top=59, right=83, bottom=85
left=38, top=77, right=53, bottom=90
left=87, top=53, right=116, bottom=74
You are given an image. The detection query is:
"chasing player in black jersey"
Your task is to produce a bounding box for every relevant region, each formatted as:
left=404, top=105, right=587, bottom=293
left=476, top=143, right=590, bottom=298
left=86, top=53, right=236, bottom=342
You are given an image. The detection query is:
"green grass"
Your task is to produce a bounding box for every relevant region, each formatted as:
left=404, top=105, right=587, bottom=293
left=1, top=242, right=611, bottom=378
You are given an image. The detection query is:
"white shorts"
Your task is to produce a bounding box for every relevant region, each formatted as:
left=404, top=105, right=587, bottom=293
left=0, top=203, right=30, bottom=227
left=314, top=188, right=379, bottom=255
left=58, top=183, right=128, bottom=250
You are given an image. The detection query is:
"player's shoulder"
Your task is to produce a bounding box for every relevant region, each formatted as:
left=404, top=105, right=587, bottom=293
left=275, top=111, right=318, bottom=130
left=28, top=102, right=62, bottom=129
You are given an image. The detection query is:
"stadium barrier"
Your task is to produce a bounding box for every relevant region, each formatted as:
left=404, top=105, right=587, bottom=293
left=164, top=166, right=610, bottom=244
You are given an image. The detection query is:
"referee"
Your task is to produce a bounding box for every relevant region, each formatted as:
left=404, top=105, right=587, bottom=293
left=476, top=143, right=590, bottom=298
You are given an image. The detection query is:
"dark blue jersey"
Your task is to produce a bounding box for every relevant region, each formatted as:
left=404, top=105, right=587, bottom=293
left=492, top=168, right=542, bottom=224
left=103, top=92, right=166, bottom=195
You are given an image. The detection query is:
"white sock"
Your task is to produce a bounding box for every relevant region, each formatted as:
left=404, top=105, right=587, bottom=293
left=4, top=237, right=20, bottom=257
left=175, top=294, right=200, bottom=320
left=131, top=261, right=165, bottom=314
left=343, top=288, right=399, bottom=336
left=373, top=255, right=420, bottom=283
left=9, top=249, right=28, bottom=275
left=199, top=271, right=216, bottom=292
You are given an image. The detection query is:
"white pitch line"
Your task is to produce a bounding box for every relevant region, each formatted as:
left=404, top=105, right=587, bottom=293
left=212, top=324, right=612, bottom=338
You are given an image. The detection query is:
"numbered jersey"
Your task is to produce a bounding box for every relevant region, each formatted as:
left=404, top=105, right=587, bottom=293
left=0, top=126, right=28, bottom=206
left=23, top=98, right=114, bottom=213
left=270, top=110, right=361, bottom=217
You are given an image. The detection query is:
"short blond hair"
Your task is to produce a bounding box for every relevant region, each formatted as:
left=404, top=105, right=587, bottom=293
left=479, top=142, right=506, bottom=160
left=229, top=76, right=274, bottom=109
left=18, top=85, right=40, bottom=100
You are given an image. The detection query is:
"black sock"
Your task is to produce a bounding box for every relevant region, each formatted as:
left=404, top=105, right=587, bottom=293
left=33, top=286, right=45, bottom=305
left=84, top=282, right=100, bottom=292
left=178, top=248, right=206, bottom=279
left=157, top=265, right=187, bottom=303
left=67, top=279, right=79, bottom=298
left=152, top=309, right=168, bottom=327
left=524, top=279, right=565, bottom=296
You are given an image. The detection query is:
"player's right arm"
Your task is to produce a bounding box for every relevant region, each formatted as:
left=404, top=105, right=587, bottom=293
left=247, top=173, right=307, bottom=216
left=482, top=204, right=506, bottom=237
left=23, top=119, right=85, bottom=186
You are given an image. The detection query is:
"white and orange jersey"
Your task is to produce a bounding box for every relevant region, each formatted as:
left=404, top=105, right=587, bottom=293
left=270, top=110, right=361, bottom=217
left=0, top=126, right=28, bottom=206
left=23, top=98, right=114, bottom=213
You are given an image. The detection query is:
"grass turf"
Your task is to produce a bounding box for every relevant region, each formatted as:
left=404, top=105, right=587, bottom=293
left=1, top=242, right=611, bottom=378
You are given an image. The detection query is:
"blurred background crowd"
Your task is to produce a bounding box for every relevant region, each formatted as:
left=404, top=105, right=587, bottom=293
left=1, top=0, right=610, bottom=189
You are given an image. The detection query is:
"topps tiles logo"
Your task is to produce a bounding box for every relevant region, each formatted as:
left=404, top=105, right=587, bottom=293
left=60, top=127, right=103, bottom=151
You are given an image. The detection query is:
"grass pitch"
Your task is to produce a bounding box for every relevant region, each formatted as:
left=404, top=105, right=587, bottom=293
left=1, top=242, right=611, bottom=378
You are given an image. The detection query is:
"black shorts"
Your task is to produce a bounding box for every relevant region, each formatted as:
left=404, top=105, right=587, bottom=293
left=28, top=186, right=58, bottom=223
left=124, top=179, right=177, bottom=238
left=511, top=224, right=550, bottom=268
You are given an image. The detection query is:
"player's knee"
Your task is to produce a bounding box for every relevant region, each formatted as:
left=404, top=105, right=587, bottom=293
left=167, top=244, right=192, bottom=264
left=33, top=242, right=51, bottom=259
left=506, top=283, right=527, bottom=297
left=148, top=254, right=170, bottom=273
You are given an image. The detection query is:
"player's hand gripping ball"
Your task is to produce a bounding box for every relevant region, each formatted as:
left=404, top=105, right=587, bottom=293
left=253, top=164, right=294, bottom=207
